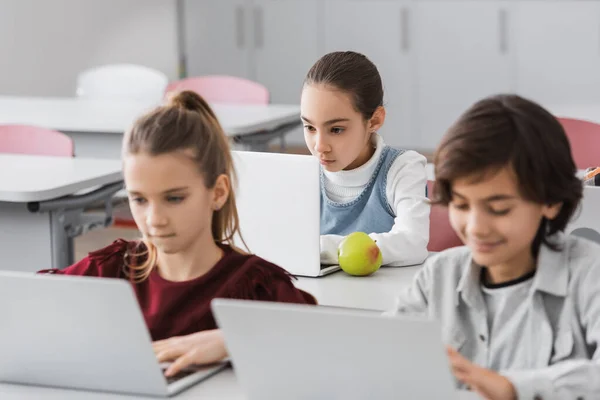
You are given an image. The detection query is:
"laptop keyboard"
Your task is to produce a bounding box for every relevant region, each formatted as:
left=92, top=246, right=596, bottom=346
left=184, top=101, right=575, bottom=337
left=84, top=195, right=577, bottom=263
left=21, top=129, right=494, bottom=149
left=162, top=368, right=196, bottom=385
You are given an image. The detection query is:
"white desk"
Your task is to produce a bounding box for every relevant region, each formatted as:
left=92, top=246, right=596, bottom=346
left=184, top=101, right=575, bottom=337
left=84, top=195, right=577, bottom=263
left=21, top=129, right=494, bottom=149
left=0, top=96, right=301, bottom=157
left=295, top=265, right=421, bottom=311
left=0, top=368, right=481, bottom=399
left=0, top=154, right=123, bottom=271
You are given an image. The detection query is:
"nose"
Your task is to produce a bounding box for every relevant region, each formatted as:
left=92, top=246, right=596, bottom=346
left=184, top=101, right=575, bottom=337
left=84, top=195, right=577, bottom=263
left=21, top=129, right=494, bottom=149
left=465, top=208, right=492, bottom=239
left=314, top=132, right=330, bottom=155
left=146, top=203, right=168, bottom=229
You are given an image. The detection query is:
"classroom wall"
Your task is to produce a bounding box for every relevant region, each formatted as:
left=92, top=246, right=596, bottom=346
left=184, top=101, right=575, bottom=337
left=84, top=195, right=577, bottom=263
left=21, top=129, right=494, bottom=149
left=0, top=0, right=179, bottom=96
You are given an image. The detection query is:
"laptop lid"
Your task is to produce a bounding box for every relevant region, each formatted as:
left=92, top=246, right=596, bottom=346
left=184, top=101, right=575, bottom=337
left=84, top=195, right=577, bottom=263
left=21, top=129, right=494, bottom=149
left=233, top=151, right=322, bottom=277
left=0, top=272, right=225, bottom=397
left=211, top=298, right=459, bottom=400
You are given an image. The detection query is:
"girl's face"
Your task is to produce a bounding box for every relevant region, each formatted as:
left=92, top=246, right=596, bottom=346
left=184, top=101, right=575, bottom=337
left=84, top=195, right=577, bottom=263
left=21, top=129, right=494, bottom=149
left=123, top=150, right=229, bottom=255
left=448, top=166, right=561, bottom=274
left=300, top=84, right=384, bottom=172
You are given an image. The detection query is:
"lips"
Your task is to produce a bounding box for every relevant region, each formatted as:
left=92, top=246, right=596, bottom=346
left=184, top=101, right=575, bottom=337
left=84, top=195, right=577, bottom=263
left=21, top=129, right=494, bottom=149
left=150, top=234, right=176, bottom=239
left=320, top=159, right=335, bottom=165
left=471, top=239, right=503, bottom=253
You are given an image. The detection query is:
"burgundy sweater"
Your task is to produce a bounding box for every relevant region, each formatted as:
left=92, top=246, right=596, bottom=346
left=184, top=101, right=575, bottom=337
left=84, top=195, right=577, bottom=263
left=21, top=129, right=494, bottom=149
left=39, top=240, right=316, bottom=340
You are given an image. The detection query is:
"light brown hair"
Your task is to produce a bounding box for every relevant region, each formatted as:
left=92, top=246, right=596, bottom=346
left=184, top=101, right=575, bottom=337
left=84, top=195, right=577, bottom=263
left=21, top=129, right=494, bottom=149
left=122, top=90, right=243, bottom=281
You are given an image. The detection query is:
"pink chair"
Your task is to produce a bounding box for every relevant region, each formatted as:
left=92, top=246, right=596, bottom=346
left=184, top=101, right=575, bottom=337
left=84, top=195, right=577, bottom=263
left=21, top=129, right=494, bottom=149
left=0, top=124, right=73, bottom=157
left=427, top=180, right=463, bottom=252
left=165, top=75, right=269, bottom=105
left=557, top=117, right=600, bottom=169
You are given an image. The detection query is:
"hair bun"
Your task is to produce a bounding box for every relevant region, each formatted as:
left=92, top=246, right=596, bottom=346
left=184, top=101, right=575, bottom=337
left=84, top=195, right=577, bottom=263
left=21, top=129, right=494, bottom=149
left=167, top=90, right=205, bottom=112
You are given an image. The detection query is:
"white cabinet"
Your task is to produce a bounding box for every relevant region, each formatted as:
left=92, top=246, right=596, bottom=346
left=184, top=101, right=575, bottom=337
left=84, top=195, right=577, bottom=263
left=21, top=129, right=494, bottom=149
left=252, top=0, right=322, bottom=104
left=414, top=1, right=513, bottom=151
left=183, top=0, right=252, bottom=78
left=181, top=0, right=600, bottom=149
left=323, top=1, right=416, bottom=149
left=514, top=1, right=600, bottom=106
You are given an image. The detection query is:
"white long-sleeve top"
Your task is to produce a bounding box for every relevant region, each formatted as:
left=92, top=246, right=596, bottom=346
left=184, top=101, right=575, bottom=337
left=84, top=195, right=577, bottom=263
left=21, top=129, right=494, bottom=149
left=319, top=134, right=430, bottom=267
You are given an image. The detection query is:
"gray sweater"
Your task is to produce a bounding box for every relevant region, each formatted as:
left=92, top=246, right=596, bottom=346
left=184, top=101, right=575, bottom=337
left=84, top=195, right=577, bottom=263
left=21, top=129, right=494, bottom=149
left=386, top=234, right=600, bottom=399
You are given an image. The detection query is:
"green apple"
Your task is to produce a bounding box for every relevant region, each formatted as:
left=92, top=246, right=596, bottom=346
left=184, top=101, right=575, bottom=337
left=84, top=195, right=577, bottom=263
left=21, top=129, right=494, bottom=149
left=337, top=232, right=383, bottom=276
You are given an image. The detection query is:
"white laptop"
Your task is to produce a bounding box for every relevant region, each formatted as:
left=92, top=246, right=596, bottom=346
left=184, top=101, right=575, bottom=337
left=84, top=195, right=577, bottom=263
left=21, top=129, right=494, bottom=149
left=0, top=272, right=228, bottom=397
left=211, top=298, right=472, bottom=400
left=233, top=151, right=340, bottom=277
left=566, top=185, right=600, bottom=244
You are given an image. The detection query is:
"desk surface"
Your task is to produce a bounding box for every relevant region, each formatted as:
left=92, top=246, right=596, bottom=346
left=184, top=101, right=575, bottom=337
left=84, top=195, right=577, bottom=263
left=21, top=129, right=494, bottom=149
left=0, top=96, right=300, bottom=136
left=295, top=265, right=421, bottom=311
left=0, top=154, right=122, bottom=202
left=0, top=368, right=481, bottom=399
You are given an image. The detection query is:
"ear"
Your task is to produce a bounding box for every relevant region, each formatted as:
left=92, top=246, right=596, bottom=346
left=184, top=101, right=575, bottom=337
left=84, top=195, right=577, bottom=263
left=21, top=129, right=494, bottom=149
left=367, top=106, right=386, bottom=133
left=211, top=174, right=230, bottom=211
left=542, top=202, right=562, bottom=221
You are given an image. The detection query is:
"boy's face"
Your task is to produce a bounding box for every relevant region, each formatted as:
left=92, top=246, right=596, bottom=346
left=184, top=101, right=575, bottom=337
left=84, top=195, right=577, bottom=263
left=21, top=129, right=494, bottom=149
left=448, top=166, right=561, bottom=274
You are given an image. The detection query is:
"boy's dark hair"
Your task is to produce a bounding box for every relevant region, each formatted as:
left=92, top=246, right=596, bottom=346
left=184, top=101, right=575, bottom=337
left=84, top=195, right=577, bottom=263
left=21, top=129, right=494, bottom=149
left=304, top=51, right=383, bottom=121
left=433, top=94, right=583, bottom=253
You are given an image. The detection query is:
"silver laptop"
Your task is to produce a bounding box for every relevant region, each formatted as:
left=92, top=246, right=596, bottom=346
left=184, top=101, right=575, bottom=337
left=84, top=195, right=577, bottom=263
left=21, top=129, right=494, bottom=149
left=211, top=298, right=463, bottom=400
left=0, top=271, right=228, bottom=397
left=567, top=185, right=600, bottom=244
left=233, top=150, right=340, bottom=277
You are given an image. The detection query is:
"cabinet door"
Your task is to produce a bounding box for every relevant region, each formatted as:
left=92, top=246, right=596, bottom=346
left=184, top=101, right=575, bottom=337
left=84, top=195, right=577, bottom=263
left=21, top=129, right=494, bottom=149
left=252, top=0, right=321, bottom=105
left=323, top=0, right=416, bottom=149
left=514, top=1, right=600, bottom=106
left=414, top=1, right=513, bottom=151
left=183, top=0, right=252, bottom=78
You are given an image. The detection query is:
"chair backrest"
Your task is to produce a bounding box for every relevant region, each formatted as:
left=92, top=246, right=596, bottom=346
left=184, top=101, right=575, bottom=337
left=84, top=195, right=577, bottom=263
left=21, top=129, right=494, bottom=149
left=0, top=125, right=73, bottom=157
left=426, top=180, right=463, bottom=252
left=557, top=117, right=600, bottom=169
left=76, top=64, right=169, bottom=103
left=165, top=75, right=269, bottom=105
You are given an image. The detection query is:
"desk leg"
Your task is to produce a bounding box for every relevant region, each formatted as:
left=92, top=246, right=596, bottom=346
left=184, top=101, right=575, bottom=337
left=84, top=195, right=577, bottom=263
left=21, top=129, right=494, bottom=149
left=0, top=202, right=53, bottom=272
left=49, top=210, right=73, bottom=269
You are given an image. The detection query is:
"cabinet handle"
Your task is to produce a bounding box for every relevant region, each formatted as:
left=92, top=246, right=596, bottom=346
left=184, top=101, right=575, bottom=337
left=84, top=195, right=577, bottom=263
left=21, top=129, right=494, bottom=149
left=498, top=8, right=508, bottom=54
left=400, top=7, right=410, bottom=52
left=235, top=5, right=245, bottom=49
left=254, top=6, right=264, bottom=49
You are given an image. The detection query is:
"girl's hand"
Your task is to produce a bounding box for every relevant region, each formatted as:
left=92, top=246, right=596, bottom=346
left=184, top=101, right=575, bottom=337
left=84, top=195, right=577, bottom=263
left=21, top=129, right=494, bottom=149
left=152, top=329, right=228, bottom=377
left=447, top=346, right=517, bottom=400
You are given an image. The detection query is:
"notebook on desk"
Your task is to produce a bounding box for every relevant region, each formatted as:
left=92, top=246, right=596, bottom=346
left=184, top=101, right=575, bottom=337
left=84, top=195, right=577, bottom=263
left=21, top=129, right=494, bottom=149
left=233, top=151, right=340, bottom=277
left=0, top=272, right=228, bottom=397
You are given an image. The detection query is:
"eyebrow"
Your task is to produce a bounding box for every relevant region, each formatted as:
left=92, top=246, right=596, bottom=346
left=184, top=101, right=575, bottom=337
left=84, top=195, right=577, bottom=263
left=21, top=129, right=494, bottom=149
left=128, top=186, right=190, bottom=196
left=452, top=191, right=516, bottom=202
left=301, top=116, right=351, bottom=125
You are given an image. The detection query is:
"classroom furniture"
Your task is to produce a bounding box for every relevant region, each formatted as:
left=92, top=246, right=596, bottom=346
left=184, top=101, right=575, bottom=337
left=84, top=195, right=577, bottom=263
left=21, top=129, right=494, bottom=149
left=0, top=367, right=481, bottom=399
left=166, top=75, right=270, bottom=104
left=0, top=154, right=123, bottom=272
left=557, top=117, right=600, bottom=169
left=166, top=75, right=288, bottom=150
left=426, top=180, right=463, bottom=252
left=0, top=124, right=73, bottom=157
left=76, top=64, right=169, bottom=103
left=181, top=1, right=600, bottom=151
left=0, top=96, right=300, bottom=156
